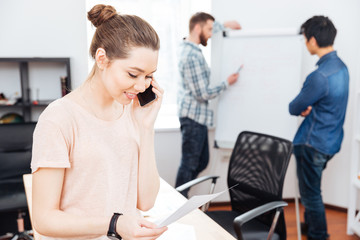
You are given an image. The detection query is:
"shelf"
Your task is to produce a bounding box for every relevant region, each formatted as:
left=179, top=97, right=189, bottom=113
left=0, top=57, right=70, bottom=63
left=0, top=100, right=55, bottom=108
left=0, top=104, right=24, bottom=108
left=30, top=100, right=55, bottom=107
left=0, top=57, right=70, bottom=122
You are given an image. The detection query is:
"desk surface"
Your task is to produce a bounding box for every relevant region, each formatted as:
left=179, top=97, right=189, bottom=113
left=150, top=179, right=236, bottom=240
left=23, top=174, right=41, bottom=240
left=23, top=174, right=235, bottom=240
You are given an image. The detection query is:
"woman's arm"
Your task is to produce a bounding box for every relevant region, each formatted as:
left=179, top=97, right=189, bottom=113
left=32, top=168, right=109, bottom=238
left=132, top=80, right=164, bottom=211
left=136, top=128, right=160, bottom=211
left=32, top=167, right=167, bottom=238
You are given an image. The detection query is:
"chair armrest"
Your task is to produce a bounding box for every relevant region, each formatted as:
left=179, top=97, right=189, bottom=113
left=234, top=201, right=288, bottom=226
left=175, top=175, right=219, bottom=192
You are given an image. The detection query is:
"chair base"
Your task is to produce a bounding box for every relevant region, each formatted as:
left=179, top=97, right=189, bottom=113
left=10, top=231, right=33, bottom=240
left=0, top=212, right=34, bottom=240
left=0, top=233, right=14, bottom=240
left=0, top=231, right=33, bottom=240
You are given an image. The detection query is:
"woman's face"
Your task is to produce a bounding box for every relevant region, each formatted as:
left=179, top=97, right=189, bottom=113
left=101, top=47, right=159, bottom=105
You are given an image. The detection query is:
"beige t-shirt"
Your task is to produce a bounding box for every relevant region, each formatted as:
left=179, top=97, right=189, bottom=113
left=31, top=97, right=140, bottom=240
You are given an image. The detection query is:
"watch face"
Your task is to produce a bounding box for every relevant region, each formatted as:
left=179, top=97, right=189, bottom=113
left=107, top=236, right=119, bottom=240
left=107, top=234, right=121, bottom=240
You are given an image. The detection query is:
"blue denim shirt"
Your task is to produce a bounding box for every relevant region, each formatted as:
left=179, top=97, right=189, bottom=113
left=289, top=51, right=349, bottom=155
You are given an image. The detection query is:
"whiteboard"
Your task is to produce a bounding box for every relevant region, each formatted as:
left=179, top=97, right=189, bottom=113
left=213, top=29, right=303, bottom=148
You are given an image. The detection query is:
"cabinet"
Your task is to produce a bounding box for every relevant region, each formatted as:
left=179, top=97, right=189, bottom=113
left=0, top=58, right=71, bottom=122
left=347, top=91, right=360, bottom=236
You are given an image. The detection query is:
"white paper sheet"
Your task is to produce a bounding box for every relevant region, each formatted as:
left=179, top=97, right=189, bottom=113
left=158, top=223, right=196, bottom=240
left=156, top=189, right=228, bottom=227
left=142, top=192, right=185, bottom=219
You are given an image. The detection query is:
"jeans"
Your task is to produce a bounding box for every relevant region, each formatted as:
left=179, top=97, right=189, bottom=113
left=175, top=117, right=209, bottom=197
left=293, top=145, right=334, bottom=240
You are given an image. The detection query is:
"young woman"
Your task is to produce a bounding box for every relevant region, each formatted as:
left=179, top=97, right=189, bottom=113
left=31, top=4, right=167, bottom=240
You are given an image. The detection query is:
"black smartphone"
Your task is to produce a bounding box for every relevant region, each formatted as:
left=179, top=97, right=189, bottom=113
left=138, top=85, right=157, bottom=107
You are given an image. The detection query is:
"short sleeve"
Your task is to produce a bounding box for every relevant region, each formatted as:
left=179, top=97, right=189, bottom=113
left=31, top=119, right=71, bottom=173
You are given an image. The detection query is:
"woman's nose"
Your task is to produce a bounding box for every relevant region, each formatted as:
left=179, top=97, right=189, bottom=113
left=134, top=78, right=146, bottom=92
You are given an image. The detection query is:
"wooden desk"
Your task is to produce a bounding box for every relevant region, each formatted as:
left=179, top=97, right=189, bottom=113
left=23, top=174, right=235, bottom=240
left=144, top=179, right=236, bottom=240
left=23, top=174, right=41, bottom=240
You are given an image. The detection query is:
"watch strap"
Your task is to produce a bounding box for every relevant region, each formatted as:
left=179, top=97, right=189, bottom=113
left=107, top=213, right=123, bottom=239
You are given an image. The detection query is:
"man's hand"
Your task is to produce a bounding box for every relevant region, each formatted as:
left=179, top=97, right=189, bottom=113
left=227, top=73, right=239, bottom=85
left=223, top=20, right=241, bottom=30
left=301, top=106, right=312, bottom=117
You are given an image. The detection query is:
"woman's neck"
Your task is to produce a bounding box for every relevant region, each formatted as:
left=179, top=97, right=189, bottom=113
left=80, top=76, right=123, bottom=121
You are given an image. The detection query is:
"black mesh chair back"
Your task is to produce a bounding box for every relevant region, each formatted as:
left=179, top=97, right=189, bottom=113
left=228, top=131, right=293, bottom=239
left=0, top=123, right=35, bottom=181
left=0, top=122, right=36, bottom=238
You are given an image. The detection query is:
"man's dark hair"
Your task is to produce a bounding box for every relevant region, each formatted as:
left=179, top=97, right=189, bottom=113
left=189, top=12, right=215, bottom=33
left=300, top=15, right=337, bottom=47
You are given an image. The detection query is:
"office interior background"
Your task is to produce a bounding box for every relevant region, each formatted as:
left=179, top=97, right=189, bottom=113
left=0, top=0, right=359, bottom=229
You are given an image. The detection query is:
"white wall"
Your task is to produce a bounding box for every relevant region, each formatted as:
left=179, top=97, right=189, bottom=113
left=211, top=0, right=360, bottom=208
left=154, top=129, right=182, bottom=186
left=0, top=0, right=89, bottom=89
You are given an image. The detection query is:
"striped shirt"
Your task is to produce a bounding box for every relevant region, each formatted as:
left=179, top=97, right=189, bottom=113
left=177, top=40, right=228, bottom=127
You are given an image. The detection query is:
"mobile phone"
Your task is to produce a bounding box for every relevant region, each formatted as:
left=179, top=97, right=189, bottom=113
left=138, top=85, right=157, bottom=107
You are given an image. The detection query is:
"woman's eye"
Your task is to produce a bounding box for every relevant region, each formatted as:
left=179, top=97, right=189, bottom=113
left=128, top=73, right=137, bottom=78
left=146, top=75, right=153, bottom=79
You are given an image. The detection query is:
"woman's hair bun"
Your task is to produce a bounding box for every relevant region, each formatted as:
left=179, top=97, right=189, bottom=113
left=87, top=4, right=117, bottom=28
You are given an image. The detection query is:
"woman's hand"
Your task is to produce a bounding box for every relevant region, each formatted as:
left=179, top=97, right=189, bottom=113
left=116, top=215, right=167, bottom=240
left=133, top=79, right=164, bottom=130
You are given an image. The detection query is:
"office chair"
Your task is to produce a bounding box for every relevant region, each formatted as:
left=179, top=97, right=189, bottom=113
left=176, top=131, right=293, bottom=240
left=0, top=122, right=37, bottom=240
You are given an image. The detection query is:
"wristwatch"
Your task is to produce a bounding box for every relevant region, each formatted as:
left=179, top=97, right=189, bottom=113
left=107, top=213, right=123, bottom=240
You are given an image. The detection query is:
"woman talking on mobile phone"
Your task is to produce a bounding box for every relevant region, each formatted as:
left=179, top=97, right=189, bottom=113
left=31, top=4, right=167, bottom=240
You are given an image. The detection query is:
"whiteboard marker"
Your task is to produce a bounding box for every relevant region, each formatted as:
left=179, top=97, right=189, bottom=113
left=236, top=64, right=244, bottom=74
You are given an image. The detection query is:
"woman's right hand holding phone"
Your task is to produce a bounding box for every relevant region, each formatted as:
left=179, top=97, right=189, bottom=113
left=133, top=79, right=164, bottom=130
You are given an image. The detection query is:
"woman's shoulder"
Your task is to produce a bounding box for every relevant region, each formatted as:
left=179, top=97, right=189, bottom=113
left=39, top=97, right=67, bottom=116
left=38, top=97, right=79, bottom=126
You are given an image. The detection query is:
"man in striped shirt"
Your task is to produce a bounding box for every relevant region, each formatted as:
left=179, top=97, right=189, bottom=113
left=175, top=12, right=240, bottom=197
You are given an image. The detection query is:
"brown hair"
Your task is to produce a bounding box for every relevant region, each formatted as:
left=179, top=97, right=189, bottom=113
left=87, top=4, right=160, bottom=61
left=189, top=12, right=215, bottom=33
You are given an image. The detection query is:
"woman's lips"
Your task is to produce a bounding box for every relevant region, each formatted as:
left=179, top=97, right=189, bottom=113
left=125, top=92, right=137, bottom=99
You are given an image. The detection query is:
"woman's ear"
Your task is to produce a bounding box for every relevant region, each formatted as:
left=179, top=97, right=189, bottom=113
left=95, top=48, right=108, bottom=70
